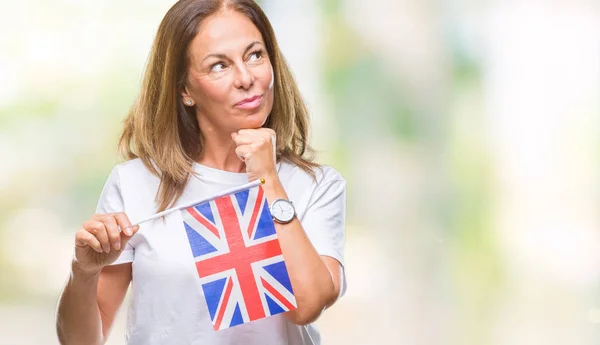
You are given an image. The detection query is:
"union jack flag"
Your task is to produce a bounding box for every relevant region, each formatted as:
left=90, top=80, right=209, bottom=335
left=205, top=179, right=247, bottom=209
left=181, top=185, right=297, bottom=330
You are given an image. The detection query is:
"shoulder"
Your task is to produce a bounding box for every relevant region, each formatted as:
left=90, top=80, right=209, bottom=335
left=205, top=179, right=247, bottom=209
left=315, top=164, right=345, bottom=186
left=98, top=159, right=161, bottom=219
left=111, top=158, right=153, bottom=177
left=96, top=159, right=148, bottom=214
left=109, top=158, right=160, bottom=187
left=278, top=161, right=346, bottom=212
left=279, top=161, right=345, bottom=188
left=279, top=161, right=346, bottom=238
left=107, top=158, right=160, bottom=199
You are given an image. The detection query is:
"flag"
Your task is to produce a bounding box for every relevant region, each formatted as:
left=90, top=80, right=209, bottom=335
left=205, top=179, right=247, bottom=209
left=181, top=184, right=297, bottom=330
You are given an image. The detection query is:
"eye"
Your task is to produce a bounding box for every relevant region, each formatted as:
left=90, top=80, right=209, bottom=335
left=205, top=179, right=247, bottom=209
left=248, top=50, right=263, bottom=63
left=210, top=62, right=226, bottom=72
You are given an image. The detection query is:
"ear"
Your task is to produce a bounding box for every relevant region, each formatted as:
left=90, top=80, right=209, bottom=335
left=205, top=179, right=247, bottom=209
left=181, top=85, right=197, bottom=107
left=181, top=85, right=191, bottom=101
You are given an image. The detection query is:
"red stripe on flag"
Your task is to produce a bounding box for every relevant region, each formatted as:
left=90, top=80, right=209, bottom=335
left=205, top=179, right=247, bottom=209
left=261, top=277, right=296, bottom=311
left=246, top=186, right=264, bottom=239
left=195, top=239, right=282, bottom=278
left=187, top=206, right=220, bottom=239
left=214, top=277, right=234, bottom=331
left=215, top=196, right=266, bottom=321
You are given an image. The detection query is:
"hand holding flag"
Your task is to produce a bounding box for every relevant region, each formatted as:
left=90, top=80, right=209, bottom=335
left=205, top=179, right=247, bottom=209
left=74, top=213, right=140, bottom=275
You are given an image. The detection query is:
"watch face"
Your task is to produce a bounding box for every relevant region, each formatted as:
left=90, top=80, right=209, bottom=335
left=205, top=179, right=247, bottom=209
left=271, top=200, right=295, bottom=223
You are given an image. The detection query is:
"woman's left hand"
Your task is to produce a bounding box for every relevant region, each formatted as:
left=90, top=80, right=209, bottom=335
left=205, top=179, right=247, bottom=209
left=231, top=128, right=277, bottom=182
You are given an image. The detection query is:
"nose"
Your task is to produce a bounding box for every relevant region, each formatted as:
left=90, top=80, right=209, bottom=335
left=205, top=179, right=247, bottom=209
left=233, top=63, right=254, bottom=90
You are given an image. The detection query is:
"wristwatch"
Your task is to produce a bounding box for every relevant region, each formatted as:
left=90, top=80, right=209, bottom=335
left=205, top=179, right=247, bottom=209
left=269, top=199, right=296, bottom=224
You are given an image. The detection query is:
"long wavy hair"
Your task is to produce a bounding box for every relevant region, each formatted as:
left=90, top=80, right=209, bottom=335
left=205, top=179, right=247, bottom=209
left=118, top=0, right=317, bottom=212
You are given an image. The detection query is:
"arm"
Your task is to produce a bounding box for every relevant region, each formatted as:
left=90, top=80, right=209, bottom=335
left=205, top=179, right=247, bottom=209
left=56, top=212, right=139, bottom=345
left=262, top=178, right=343, bottom=325
left=56, top=263, right=131, bottom=345
left=232, top=129, right=346, bottom=325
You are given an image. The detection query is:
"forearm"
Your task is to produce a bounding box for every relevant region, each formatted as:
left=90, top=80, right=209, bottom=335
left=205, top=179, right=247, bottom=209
left=56, top=262, right=104, bottom=345
left=262, top=177, right=337, bottom=324
left=277, top=219, right=336, bottom=323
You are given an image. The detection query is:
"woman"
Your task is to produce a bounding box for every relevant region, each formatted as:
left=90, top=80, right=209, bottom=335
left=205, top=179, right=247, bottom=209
left=56, top=0, right=346, bottom=344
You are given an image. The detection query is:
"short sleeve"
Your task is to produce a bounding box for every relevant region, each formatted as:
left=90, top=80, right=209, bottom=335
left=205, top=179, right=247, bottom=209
left=300, top=176, right=347, bottom=298
left=301, top=178, right=346, bottom=265
left=95, top=166, right=135, bottom=265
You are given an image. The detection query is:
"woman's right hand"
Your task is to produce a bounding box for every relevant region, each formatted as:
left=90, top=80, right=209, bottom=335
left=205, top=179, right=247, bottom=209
left=73, top=213, right=139, bottom=275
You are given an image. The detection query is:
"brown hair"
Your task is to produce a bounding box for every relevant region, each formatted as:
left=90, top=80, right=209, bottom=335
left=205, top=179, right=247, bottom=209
left=118, top=0, right=318, bottom=212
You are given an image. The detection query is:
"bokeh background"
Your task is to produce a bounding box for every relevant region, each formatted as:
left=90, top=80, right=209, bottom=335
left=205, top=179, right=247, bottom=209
left=1, top=0, right=599, bottom=344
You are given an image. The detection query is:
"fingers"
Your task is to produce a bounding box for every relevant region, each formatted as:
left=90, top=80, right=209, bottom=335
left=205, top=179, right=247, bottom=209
left=83, top=220, right=111, bottom=253
left=231, top=134, right=251, bottom=146
left=78, top=213, right=140, bottom=255
left=232, top=129, right=278, bottom=181
left=231, top=131, right=257, bottom=146
left=113, top=212, right=134, bottom=236
left=235, top=145, right=252, bottom=162
left=113, top=213, right=140, bottom=247
left=233, top=128, right=275, bottom=144
left=255, top=127, right=276, bottom=137
left=101, top=215, right=122, bottom=251
left=232, top=130, right=272, bottom=158
left=75, top=229, right=103, bottom=253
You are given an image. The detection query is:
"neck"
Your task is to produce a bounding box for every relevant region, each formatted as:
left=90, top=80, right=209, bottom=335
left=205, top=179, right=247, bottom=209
left=196, top=121, right=245, bottom=173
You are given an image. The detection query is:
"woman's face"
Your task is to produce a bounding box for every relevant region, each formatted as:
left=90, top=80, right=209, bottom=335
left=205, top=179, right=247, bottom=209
left=183, top=10, right=275, bottom=135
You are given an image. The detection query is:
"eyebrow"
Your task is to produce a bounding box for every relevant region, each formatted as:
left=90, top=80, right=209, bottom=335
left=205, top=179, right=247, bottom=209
left=201, top=41, right=264, bottom=63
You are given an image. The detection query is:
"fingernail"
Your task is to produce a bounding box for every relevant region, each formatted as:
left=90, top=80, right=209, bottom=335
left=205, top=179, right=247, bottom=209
left=105, top=247, right=110, bottom=254
left=125, top=226, right=133, bottom=236
left=115, top=242, right=121, bottom=251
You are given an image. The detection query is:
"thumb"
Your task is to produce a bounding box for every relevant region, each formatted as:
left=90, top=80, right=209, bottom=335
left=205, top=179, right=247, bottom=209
left=119, top=225, right=140, bottom=246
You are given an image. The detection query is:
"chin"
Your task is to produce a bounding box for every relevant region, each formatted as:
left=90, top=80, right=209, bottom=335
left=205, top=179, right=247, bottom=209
left=240, top=111, right=269, bottom=129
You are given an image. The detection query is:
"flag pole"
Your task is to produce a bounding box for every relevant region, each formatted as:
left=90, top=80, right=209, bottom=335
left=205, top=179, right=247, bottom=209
left=130, top=178, right=265, bottom=227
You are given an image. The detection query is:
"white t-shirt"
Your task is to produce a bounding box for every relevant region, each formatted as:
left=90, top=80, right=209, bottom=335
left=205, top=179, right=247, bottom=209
left=95, top=158, right=346, bottom=345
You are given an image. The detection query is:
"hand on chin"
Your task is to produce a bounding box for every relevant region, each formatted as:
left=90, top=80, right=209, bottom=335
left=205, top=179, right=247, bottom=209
left=231, top=128, right=277, bottom=182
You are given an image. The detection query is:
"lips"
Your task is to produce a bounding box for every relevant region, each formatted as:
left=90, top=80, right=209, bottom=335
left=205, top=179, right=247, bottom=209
left=236, top=95, right=261, bottom=105
left=235, top=95, right=263, bottom=109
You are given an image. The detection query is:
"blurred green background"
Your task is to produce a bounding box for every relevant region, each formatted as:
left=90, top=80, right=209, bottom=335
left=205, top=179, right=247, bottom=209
left=1, top=0, right=599, bottom=344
